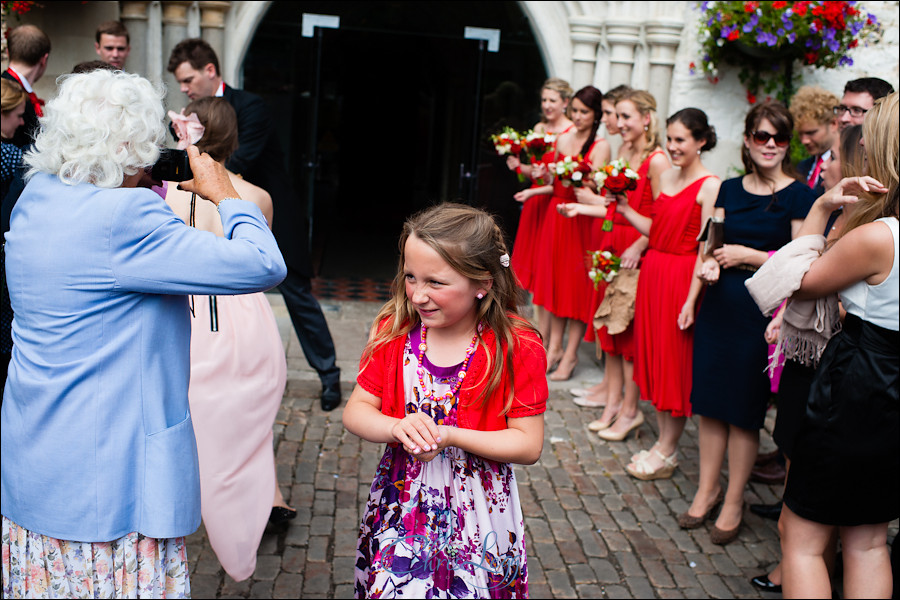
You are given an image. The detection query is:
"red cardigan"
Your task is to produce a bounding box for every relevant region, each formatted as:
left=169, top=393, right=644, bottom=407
left=357, top=317, right=548, bottom=431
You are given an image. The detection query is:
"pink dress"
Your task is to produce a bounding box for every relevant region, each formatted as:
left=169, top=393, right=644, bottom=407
left=187, top=293, right=287, bottom=581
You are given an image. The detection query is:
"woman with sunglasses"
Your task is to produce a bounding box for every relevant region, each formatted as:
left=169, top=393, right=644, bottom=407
left=679, top=101, right=817, bottom=545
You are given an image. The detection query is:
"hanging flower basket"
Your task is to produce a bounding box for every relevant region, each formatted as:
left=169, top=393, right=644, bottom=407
left=691, top=1, right=883, bottom=104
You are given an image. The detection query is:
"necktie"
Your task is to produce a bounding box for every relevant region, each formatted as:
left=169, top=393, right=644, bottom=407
left=807, top=155, right=823, bottom=188
left=5, top=69, right=43, bottom=117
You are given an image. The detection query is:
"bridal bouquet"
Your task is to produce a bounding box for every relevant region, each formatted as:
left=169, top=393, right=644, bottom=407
left=594, top=159, right=640, bottom=231
left=587, top=250, right=622, bottom=288
left=490, top=127, right=523, bottom=156
left=551, top=155, right=592, bottom=188
left=521, top=130, right=555, bottom=184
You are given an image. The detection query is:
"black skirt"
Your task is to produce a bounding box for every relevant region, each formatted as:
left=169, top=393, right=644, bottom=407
left=772, top=359, right=817, bottom=460
left=783, top=314, right=899, bottom=526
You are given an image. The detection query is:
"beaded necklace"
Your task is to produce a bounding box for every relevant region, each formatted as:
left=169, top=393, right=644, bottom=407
left=416, top=324, right=480, bottom=402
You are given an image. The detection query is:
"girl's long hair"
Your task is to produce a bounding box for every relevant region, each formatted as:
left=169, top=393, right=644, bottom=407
left=573, top=85, right=605, bottom=158
left=363, top=203, right=538, bottom=414
left=841, top=92, right=899, bottom=237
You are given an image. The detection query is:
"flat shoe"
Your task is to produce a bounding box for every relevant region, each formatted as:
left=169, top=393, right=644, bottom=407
left=750, top=574, right=782, bottom=593
left=625, top=448, right=678, bottom=481
left=570, top=387, right=591, bottom=397
left=597, top=410, right=644, bottom=442
left=677, top=489, right=725, bottom=529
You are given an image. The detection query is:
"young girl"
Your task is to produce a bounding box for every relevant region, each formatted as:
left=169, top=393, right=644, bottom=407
left=343, top=203, right=548, bottom=598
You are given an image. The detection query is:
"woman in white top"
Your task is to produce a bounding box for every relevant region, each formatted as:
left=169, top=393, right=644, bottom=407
left=778, top=92, right=898, bottom=599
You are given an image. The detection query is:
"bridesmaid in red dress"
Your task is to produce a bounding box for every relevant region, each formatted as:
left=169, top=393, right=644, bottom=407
left=615, top=109, right=721, bottom=480
left=562, top=90, right=670, bottom=437
left=509, top=78, right=573, bottom=343
left=528, top=86, right=610, bottom=380
left=570, top=84, right=633, bottom=408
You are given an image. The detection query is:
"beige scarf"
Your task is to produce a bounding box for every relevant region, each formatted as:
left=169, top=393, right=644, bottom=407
left=745, top=235, right=842, bottom=371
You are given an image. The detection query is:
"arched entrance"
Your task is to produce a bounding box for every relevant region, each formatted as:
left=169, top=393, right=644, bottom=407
left=242, top=1, right=547, bottom=281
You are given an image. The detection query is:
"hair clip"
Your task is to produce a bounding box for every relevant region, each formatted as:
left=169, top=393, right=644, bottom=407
left=500, top=253, right=510, bottom=268
left=168, top=109, right=204, bottom=150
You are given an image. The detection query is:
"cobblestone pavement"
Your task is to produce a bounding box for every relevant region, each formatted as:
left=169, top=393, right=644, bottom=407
left=186, top=295, right=897, bottom=598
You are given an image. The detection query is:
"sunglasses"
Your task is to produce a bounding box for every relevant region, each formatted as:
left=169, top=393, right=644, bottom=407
left=751, top=130, right=791, bottom=147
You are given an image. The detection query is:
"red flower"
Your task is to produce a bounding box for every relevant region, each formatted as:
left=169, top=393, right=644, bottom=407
left=747, top=90, right=757, bottom=104
left=743, top=2, right=758, bottom=13
left=805, top=52, right=819, bottom=64
left=849, top=39, right=858, bottom=49
left=727, top=29, right=741, bottom=41
left=772, top=1, right=787, bottom=9
left=793, top=2, right=809, bottom=17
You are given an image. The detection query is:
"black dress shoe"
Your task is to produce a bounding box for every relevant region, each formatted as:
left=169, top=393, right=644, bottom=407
left=269, top=506, right=297, bottom=525
left=320, top=382, right=342, bottom=411
left=750, top=574, right=782, bottom=593
left=750, top=501, right=783, bottom=521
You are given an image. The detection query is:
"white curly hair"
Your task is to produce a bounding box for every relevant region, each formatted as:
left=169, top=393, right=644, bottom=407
left=24, top=69, right=166, bottom=188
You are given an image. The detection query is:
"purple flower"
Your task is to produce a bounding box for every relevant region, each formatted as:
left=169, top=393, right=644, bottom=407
left=869, top=14, right=879, bottom=26
left=783, top=19, right=793, bottom=31
left=787, top=32, right=796, bottom=43
left=839, top=56, right=854, bottom=66
left=708, top=17, right=716, bottom=27
left=777, top=28, right=785, bottom=38
left=743, top=22, right=754, bottom=33
left=827, top=39, right=841, bottom=52
left=810, top=22, right=818, bottom=33
left=850, top=22, right=863, bottom=35
left=700, top=1, right=710, bottom=11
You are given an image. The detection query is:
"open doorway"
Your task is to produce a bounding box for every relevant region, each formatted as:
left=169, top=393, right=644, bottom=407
left=243, top=1, right=547, bottom=284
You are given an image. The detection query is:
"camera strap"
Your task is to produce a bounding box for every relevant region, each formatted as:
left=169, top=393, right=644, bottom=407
left=188, top=192, right=219, bottom=332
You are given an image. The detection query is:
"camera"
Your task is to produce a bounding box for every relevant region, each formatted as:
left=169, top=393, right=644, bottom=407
left=151, top=148, right=193, bottom=182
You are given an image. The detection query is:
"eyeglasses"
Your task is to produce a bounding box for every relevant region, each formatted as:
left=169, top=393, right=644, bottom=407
left=751, top=130, right=791, bottom=147
left=833, top=105, right=868, bottom=118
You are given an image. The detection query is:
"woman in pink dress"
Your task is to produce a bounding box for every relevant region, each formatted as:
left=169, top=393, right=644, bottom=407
left=509, top=78, right=573, bottom=343
left=525, top=86, right=610, bottom=381
left=614, top=108, right=721, bottom=480
left=165, top=97, right=293, bottom=581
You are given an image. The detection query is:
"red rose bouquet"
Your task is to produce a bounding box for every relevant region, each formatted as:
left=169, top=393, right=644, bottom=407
left=550, top=155, right=592, bottom=188
left=593, top=159, right=640, bottom=231
left=491, top=127, right=526, bottom=181
left=586, top=250, right=622, bottom=289
left=521, top=130, right=556, bottom=184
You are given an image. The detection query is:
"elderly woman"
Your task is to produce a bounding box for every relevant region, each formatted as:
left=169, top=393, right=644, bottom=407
left=0, top=69, right=286, bottom=597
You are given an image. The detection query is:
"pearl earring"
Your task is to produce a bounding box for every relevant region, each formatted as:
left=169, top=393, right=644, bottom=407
left=476, top=293, right=484, bottom=300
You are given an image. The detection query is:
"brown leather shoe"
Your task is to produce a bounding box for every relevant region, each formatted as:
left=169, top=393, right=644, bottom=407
left=750, top=460, right=786, bottom=484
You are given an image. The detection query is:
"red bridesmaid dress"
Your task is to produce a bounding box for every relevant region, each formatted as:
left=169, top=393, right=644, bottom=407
left=511, top=125, right=572, bottom=293
left=531, top=141, right=601, bottom=324
left=633, top=175, right=713, bottom=417
left=596, top=149, right=664, bottom=361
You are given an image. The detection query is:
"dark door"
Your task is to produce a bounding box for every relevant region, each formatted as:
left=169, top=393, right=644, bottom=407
left=243, top=2, right=548, bottom=281
left=304, top=26, right=485, bottom=279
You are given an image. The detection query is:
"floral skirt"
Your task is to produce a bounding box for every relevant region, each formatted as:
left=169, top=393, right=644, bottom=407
left=1, top=516, right=190, bottom=599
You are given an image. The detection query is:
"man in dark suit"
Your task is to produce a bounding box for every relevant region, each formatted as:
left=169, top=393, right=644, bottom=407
left=167, top=39, right=342, bottom=411
left=2, top=24, right=51, bottom=148
left=789, top=85, right=840, bottom=198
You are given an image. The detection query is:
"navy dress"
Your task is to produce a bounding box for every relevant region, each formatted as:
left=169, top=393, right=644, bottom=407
left=691, top=177, right=816, bottom=430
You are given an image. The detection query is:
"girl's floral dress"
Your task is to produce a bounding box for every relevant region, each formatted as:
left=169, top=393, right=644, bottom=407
left=2, top=516, right=189, bottom=598
left=355, top=326, right=528, bottom=599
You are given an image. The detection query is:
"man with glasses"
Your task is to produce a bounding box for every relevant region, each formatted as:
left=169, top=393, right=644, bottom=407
left=833, top=77, right=894, bottom=130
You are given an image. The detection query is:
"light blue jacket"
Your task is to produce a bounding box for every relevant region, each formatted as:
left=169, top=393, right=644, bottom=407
left=1, top=173, right=287, bottom=542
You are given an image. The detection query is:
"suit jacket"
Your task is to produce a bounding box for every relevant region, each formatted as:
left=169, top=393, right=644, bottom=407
left=797, top=154, right=826, bottom=199
left=222, top=84, right=313, bottom=277
left=1, top=70, right=40, bottom=149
